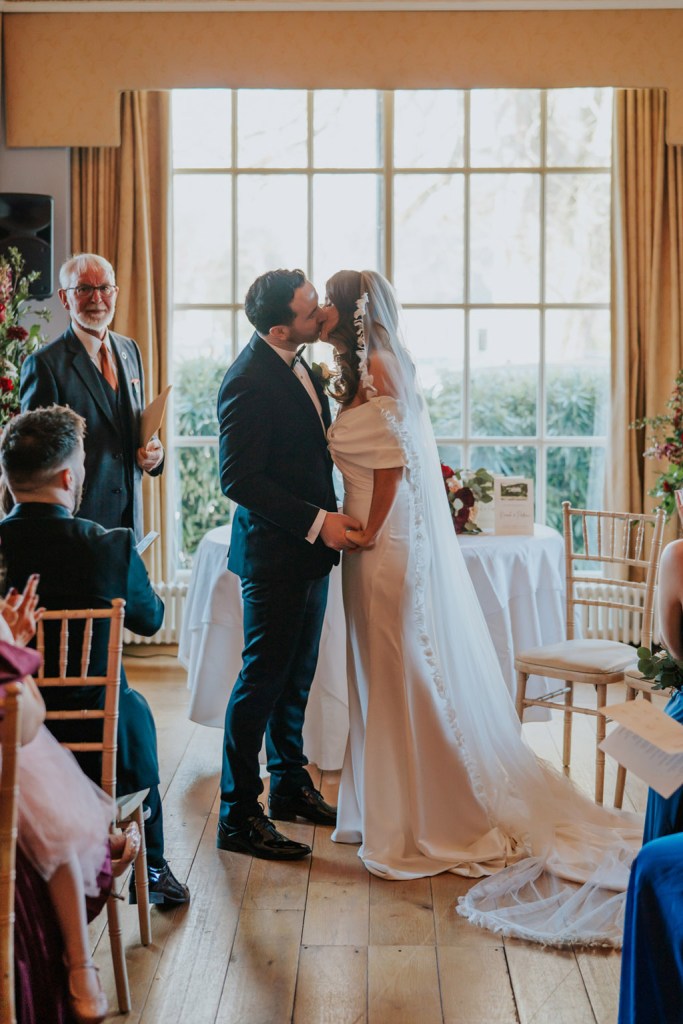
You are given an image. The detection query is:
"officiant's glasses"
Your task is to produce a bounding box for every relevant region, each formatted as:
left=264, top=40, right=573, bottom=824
left=66, top=284, right=118, bottom=299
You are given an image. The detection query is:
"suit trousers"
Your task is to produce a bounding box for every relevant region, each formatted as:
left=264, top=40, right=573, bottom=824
left=219, top=573, right=330, bottom=825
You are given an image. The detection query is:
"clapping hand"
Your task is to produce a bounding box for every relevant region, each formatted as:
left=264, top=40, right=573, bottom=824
left=2, top=573, right=44, bottom=646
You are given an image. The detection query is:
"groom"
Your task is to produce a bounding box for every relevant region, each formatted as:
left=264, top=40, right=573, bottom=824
left=216, top=269, right=360, bottom=860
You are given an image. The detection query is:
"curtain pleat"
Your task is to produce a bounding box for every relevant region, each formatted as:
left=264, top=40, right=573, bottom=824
left=609, top=89, right=683, bottom=544
left=70, top=91, right=171, bottom=582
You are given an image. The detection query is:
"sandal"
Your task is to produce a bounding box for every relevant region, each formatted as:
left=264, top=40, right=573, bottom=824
left=66, top=960, right=108, bottom=1024
left=110, top=821, right=141, bottom=877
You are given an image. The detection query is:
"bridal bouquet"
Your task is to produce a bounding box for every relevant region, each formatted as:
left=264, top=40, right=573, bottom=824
left=441, top=463, right=494, bottom=535
left=0, top=248, right=50, bottom=426
left=631, top=370, right=683, bottom=520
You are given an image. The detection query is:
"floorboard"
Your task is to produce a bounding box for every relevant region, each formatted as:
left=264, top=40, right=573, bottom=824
left=94, top=656, right=644, bottom=1023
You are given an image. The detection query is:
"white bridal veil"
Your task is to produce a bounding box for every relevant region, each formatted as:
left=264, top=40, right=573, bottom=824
left=356, top=270, right=641, bottom=946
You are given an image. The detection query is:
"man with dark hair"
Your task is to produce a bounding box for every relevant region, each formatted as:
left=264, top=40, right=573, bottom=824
left=20, top=253, right=164, bottom=542
left=0, top=406, right=189, bottom=906
left=216, top=269, right=359, bottom=860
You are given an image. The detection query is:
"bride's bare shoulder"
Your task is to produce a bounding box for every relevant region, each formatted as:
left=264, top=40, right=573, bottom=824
left=367, top=351, right=400, bottom=398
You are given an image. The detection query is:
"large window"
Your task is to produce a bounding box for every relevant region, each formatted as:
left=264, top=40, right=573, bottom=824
left=171, top=87, right=612, bottom=569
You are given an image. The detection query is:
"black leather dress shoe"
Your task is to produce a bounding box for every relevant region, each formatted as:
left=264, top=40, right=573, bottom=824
left=216, top=814, right=311, bottom=861
left=269, top=786, right=337, bottom=826
left=129, top=861, right=190, bottom=907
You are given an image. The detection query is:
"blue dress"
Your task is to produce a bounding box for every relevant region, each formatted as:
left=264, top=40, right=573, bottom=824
left=619, top=834, right=683, bottom=1024
left=643, top=690, right=683, bottom=842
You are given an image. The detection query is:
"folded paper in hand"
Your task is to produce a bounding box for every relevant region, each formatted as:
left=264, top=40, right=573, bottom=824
left=140, top=385, right=172, bottom=448
left=599, top=699, right=683, bottom=798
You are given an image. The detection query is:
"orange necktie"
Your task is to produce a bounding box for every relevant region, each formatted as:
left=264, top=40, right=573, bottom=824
left=99, top=344, right=118, bottom=391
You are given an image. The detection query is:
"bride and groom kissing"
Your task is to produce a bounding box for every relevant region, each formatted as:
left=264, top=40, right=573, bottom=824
left=215, top=266, right=642, bottom=948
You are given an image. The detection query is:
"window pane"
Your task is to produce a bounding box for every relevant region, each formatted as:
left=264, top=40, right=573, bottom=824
left=404, top=308, right=464, bottom=437
left=470, top=173, right=540, bottom=303
left=547, top=88, right=612, bottom=167
left=437, top=444, right=463, bottom=471
left=237, top=176, right=308, bottom=297
left=469, top=310, right=539, bottom=436
left=173, top=175, right=231, bottom=304
left=175, top=445, right=231, bottom=568
left=313, top=174, right=380, bottom=289
left=469, top=445, right=537, bottom=500
left=545, top=173, right=610, bottom=303
left=470, top=90, right=541, bottom=168
left=394, top=174, right=464, bottom=302
left=314, top=91, right=379, bottom=168
left=545, top=310, right=609, bottom=437
left=237, top=90, right=307, bottom=168
left=546, top=445, right=606, bottom=535
left=173, top=309, right=232, bottom=375
left=174, top=350, right=226, bottom=438
left=394, top=91, right=464, bottom=168
left=172, top=90, right=231, bottom=169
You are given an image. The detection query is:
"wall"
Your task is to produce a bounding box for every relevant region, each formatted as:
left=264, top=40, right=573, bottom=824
left=4, top=9, right=683, bottom=147
left=0, top=105, right=71, bottom=329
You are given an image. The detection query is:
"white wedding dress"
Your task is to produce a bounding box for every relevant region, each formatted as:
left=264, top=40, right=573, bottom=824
left=328, top=394, right=642, bottom=947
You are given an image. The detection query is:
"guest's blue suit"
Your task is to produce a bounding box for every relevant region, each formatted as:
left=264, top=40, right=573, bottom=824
left=217, top=333, right=339, bottom=825
left=619, top=834, right=683, bottom=1024
left=20, top=325, right=163, bottom=541
left=643, top=690, right=683, bottom=843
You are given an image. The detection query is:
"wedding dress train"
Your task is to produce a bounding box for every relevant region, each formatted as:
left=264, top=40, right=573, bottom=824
left=328, top=395, right=641, bottom=947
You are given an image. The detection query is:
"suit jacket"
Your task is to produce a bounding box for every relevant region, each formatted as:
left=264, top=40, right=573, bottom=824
left=0, top=502, right=165, bottom=791
left=217, top=333, right=339, bottom=580
left=20, top=325, right=163, bottom=541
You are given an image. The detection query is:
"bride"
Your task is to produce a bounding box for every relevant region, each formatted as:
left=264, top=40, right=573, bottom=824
left=321, top=268, right=642, bottom=947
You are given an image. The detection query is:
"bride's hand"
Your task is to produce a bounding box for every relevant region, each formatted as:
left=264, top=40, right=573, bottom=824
left=344, top=528, right=375, bottom=549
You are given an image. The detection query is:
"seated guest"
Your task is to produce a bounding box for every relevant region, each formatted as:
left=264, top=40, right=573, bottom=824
left=618, top=833, right=683, bottom=1024
left=0, top=406, right=189, bottom=908
left=0, top=586, right=113, bottom=1024
left=643, top=539, right=683, bottom=842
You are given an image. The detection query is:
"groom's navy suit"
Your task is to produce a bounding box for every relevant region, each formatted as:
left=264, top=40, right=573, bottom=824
left=217, top=332, right=338, bottom=824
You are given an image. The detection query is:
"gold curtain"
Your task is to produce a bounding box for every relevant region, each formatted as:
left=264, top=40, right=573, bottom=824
left=609, top=89, right=683, bottom=539
left=71, top=91, right=171, bottom=581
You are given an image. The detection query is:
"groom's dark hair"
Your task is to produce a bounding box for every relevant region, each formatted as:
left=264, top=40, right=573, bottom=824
left=245, top=269, right=307, bottom=335
left=0, top=405, right=85, bottom=487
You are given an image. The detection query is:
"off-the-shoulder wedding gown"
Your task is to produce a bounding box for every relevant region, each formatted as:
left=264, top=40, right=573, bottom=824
left=328, top=395, right=642, bottom=947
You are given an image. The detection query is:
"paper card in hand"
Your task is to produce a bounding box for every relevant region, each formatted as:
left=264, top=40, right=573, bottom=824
left=0, top=640, right=42, bottom=683
left=140, top=385, right=172, bottom=448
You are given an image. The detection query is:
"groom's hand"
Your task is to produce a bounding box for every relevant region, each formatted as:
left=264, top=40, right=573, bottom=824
left=321, top=512, right=362, bottom=552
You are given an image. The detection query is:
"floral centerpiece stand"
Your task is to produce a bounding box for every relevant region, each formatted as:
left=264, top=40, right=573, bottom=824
left=0, top=248, right=50, bottom=426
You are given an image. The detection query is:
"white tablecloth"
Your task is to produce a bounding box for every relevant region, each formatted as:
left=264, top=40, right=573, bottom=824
left=179, top=523, right=566, bottom=769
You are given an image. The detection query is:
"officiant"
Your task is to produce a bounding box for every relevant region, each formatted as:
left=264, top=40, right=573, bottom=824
left=20, top=252, right=163, bottom=541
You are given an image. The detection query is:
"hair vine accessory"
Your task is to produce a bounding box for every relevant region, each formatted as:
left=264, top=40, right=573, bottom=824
left=353, top=292, right=377, bottom=396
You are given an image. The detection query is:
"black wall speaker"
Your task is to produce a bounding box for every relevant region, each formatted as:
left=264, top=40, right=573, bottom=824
left=0, top=193, right=54, bottom=299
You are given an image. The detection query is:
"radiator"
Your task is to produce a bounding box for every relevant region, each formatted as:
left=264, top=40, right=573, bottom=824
left=575, top=580, right=659, bottom=646
left=123, top=581, right=188, bottom=645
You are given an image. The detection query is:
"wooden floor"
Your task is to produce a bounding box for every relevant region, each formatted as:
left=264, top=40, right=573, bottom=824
left=90, top=654, right=658, bottom=1024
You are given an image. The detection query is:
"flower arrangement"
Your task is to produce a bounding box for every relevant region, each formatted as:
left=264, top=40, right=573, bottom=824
left=631, top=370, right=683, bottom=520
left=636, top=645, right=683, bottom=693
left=311, top=361, right=333, bottom=389
left=0, top=248, right=50, bottom=426
left=440, top=463, right=494, bottom=534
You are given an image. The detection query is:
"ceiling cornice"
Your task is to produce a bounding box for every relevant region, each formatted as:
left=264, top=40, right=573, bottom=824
left=1, top=1, right=681, bottom=12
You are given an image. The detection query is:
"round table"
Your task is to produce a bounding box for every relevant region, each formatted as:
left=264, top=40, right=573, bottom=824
left=179, top=523, right=565, bottom=770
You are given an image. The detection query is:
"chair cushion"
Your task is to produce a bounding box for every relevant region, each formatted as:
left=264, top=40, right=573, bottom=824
left=515, top=638, right=638, bottom=676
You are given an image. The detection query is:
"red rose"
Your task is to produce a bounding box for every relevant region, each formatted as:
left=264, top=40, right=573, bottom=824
left=7, top=325, right=28, bottom=341
left=0, top=377, right=14, bottom=393
left=0, top=304, right=5, bottom=323
left=458, top=486, right=475, bottom=508
left=663, top=480, right=672, bottom=492
left=441, top=462, right=455, bottom=480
